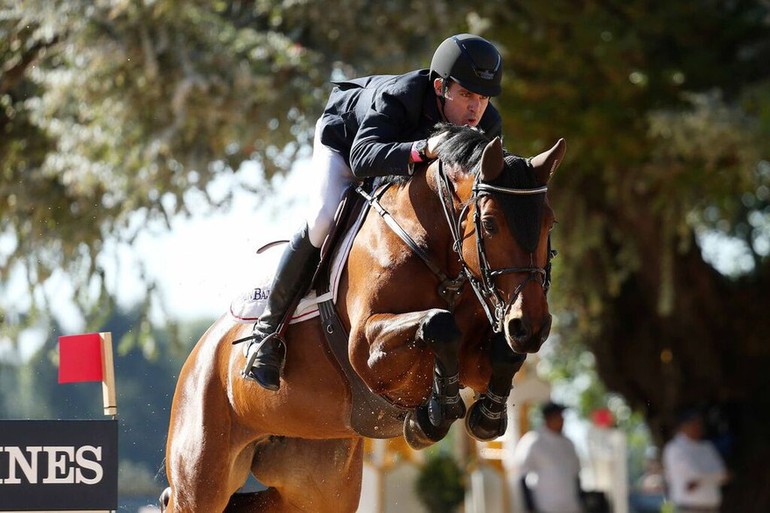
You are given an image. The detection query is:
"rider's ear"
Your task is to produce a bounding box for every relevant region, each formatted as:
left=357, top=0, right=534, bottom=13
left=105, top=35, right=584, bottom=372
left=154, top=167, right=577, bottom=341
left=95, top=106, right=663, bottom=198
left=433, top=78, right=445, bottom=97
left=480, top=136, right=504, bottom=182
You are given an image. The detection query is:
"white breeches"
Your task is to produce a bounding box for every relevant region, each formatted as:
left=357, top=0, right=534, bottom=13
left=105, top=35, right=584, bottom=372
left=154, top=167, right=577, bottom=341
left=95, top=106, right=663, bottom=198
left=304, top=119, right=357, bottom=248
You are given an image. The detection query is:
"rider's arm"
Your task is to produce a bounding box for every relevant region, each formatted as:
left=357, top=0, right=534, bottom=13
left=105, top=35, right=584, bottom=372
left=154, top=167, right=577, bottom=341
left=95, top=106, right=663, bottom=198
left=348, top=90, right=416, bottom=178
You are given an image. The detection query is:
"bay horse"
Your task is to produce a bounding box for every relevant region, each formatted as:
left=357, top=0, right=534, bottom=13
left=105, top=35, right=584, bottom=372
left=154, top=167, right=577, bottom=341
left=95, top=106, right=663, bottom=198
left=162, top=125, right=565, bottom=512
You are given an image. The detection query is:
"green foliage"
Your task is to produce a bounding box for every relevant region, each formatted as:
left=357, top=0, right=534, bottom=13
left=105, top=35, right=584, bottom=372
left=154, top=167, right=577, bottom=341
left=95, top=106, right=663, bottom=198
left=414, top=452, right=466, bottom=513
left=481, top=1, right=770, bottom=331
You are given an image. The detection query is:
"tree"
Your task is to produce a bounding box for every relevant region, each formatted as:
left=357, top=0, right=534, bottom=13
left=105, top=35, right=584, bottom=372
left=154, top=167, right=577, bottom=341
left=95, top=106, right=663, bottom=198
left=481, top=1, right=770, bottom=509
left=415, top=452, right=466, bottom=513
left=0, top=0, right=458, bottom=336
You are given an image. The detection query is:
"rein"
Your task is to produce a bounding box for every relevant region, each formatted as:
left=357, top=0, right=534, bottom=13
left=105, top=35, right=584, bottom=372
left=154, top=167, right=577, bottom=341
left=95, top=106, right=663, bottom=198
left=355, top=183, right=467, bottom=306
left=356, top=159, right=552, bottom=333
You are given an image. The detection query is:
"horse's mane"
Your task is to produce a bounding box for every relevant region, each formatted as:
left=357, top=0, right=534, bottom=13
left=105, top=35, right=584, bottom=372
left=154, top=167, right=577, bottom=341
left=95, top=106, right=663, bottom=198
left=431, top=123, right=542, bottom=195
left=379, top=124, right=492, bottom=186
left=433, top=123, right=490, bottom=173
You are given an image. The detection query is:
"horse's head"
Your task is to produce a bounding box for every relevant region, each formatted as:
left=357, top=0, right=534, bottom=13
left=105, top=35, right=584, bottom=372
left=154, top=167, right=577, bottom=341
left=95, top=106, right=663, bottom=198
left=435, top=126, right=565, bottom=354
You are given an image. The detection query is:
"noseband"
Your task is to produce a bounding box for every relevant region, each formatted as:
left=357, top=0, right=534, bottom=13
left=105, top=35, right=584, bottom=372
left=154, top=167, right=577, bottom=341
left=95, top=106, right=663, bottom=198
left=357, top=159, right=554, bottom=334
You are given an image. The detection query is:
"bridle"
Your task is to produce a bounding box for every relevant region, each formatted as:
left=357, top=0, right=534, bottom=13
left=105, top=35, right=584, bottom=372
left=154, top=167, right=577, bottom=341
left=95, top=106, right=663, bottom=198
left=356, top=159, right=555, bottom=333
left=436, top=160, right=553, bottom=332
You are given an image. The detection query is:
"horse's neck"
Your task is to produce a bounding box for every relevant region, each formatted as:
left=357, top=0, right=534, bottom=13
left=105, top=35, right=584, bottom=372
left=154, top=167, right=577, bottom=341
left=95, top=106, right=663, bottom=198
left=391, top=167, right=458, bottom=262
left=383, top=167, right=487, bottom=327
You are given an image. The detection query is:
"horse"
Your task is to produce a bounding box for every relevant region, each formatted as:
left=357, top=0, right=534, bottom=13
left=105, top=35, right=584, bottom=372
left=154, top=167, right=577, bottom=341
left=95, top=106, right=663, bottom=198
left=161, top=124, right=565, bottom=513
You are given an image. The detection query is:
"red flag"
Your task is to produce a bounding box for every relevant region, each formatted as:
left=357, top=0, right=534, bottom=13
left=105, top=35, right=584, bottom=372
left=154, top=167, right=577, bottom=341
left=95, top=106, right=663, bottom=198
left=58, top=333, right=104, bottom=383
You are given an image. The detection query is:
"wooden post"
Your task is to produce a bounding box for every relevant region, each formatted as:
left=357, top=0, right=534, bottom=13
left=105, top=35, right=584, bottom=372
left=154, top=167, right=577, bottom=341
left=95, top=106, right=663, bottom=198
left=100, top=332, right=117, bottom=417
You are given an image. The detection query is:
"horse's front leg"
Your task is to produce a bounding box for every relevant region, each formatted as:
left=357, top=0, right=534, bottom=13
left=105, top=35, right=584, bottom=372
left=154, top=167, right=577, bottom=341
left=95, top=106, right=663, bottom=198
left=356, top=308, right=466, bottom=450
left=415, top=309, right=468, bottom=428
left=466, top=333, right=526, bottom=441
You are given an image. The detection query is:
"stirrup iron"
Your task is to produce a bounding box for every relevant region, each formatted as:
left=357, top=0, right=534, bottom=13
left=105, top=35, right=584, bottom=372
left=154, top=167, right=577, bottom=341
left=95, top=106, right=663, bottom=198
left=241, top=332, right=285, bottom=379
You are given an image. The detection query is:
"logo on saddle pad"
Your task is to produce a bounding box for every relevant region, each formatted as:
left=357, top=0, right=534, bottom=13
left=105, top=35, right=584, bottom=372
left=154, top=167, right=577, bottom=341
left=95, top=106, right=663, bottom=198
left=249, top=287, right=270, bottom=302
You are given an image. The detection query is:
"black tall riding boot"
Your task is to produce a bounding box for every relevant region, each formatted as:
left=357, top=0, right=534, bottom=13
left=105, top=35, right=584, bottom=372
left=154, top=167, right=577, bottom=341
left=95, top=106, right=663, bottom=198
left=242, top=225, right=321, bottom=390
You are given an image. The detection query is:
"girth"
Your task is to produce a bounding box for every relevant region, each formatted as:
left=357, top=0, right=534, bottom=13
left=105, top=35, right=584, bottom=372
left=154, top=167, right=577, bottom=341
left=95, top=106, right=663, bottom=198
left=317, top=300, right=408, bottom=438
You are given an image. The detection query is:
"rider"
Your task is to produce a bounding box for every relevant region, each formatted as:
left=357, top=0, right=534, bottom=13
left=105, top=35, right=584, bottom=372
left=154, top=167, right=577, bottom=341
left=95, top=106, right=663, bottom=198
left=243, top=33, right=505, bottom=391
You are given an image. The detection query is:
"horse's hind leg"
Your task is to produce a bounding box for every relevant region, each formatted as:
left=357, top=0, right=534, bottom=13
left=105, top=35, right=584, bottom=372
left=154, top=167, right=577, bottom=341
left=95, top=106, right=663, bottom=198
left=246, top=436, right=364, bottom=513
left=165, top=377, right=253, bottom=512
left=165, top=438, right=251, bottom=513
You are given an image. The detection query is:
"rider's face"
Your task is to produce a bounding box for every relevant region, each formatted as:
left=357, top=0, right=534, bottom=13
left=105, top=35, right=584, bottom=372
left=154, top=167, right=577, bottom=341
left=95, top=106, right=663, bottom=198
left=434, top=79, right=490, bottom=128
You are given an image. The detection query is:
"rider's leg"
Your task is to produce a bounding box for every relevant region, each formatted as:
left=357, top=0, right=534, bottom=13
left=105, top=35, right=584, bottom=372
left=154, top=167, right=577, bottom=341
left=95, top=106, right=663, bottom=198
left=243, top=224, right=321, bottom=389
left=243, top=119, right=354, bottom=390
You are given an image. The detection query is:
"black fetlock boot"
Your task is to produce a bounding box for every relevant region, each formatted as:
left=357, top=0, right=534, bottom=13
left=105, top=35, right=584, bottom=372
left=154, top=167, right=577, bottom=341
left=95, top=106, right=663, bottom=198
left=242, top=225, right=321, bottom=390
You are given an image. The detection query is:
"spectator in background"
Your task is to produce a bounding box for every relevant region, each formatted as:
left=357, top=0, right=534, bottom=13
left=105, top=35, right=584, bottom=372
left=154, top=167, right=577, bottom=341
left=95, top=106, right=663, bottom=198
left=662, top=407, right=729, bottom=513
left=513, top=401, right=584, bottom=513
left=630, top=446, right=666, bottom=513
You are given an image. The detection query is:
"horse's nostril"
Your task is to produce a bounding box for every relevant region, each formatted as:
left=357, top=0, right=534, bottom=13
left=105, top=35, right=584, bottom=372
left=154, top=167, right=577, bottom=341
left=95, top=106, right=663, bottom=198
left=540, top=315, right=553, bottom=343
left=508, top=318, right=531, bottom=341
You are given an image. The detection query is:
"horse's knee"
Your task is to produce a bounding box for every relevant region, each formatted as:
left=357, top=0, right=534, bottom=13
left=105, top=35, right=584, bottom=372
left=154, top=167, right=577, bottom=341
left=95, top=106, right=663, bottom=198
left=417, top=309, right=460, bottom=356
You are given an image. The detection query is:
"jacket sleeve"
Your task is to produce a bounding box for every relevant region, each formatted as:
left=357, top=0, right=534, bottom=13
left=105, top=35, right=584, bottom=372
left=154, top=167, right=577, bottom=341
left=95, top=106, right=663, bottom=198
left=348, top=91, right=417, bottom=178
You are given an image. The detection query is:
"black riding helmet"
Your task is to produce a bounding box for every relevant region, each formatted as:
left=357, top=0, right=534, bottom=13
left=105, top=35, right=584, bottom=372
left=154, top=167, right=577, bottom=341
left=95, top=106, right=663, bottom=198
left=430, top=34, right=502, bottom=97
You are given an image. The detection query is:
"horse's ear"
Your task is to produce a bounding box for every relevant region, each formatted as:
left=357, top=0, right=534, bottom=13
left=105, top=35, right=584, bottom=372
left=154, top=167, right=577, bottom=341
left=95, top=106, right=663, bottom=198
left=530, top=138, right=566, bottom=184
left=480, top=136, right=505, bottom=182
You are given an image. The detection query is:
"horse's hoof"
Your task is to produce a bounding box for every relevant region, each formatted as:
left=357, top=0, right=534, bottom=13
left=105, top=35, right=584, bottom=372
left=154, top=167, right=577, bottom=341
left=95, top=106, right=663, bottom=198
left=403, top=407, right=450, bottom=450
left=464, top=399, right=508, bottom=442
left=159, top=487, right=171, bottom=512
left=427, top=395, right=467, bottom=427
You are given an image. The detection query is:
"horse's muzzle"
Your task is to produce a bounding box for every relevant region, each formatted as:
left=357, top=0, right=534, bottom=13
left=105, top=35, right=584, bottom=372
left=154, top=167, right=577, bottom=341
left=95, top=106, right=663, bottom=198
left=506, top=313, right=552, bottom=353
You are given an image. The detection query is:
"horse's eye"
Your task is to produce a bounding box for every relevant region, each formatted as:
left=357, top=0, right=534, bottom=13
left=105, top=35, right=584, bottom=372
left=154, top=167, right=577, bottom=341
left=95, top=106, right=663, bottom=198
left=482, top=217, right=497, bottom=235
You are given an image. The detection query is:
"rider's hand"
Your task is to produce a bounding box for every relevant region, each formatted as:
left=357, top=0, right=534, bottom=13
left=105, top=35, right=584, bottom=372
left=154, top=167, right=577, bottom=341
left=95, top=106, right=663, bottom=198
left=425, top=133, right=448, bottom=159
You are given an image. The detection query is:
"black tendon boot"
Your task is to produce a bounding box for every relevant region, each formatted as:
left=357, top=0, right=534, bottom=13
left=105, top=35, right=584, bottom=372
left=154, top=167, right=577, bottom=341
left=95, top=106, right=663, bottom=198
left=242, top=226, right=321, bottom=390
